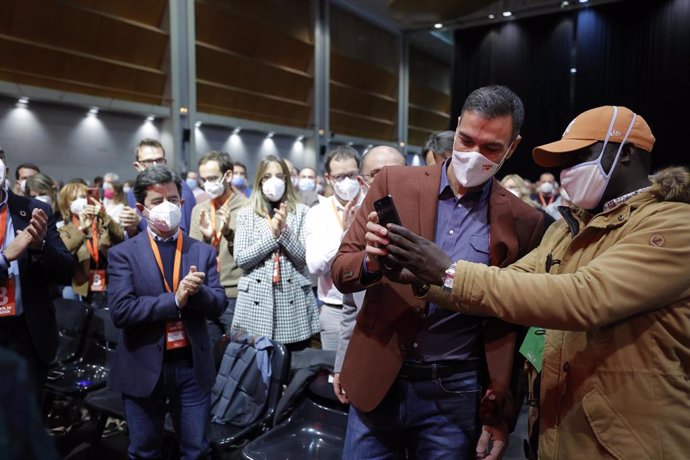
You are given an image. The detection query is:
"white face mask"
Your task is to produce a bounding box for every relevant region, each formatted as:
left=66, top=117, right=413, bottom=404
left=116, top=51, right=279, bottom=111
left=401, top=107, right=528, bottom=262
left=539, top=182, right=555, bottom=195
left=451, top=143, right=512, bottom=188
left=0, top=159, right=6, bottom=188
left=299, top=178, right=315, bottom=192
left=18, top=179, right=27, bottom=195
left=203, top=174, right=227, bottom=199
left=262, top=176, right=285, bottom=202
left=70, top=197, right=88, bottom=216
left=144, top=200, right=181, bottom=233
left=35, top=194, right=52, bottom=205
left=560, top=107, right=636, bottom=210
left=333, top=177, right=360, bottom=202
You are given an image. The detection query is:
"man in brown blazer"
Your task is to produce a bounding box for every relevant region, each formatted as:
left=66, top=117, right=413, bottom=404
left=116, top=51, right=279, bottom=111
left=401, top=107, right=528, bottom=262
left=331, top=85, right=545, bottom=459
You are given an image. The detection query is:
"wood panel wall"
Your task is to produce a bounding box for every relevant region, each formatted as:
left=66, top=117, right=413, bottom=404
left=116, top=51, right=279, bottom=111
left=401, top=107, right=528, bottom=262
left=408, top=46, right=451, bottom=146
left=195, top=0, right=314, bottom=128
left=0, top=0, right=169, bottom=105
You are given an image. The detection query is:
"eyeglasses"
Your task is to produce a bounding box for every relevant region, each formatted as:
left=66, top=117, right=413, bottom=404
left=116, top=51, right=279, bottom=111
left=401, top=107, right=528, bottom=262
left=139, top=157, right=167, bottom=166
left=330, top=171, right=359, bottom=182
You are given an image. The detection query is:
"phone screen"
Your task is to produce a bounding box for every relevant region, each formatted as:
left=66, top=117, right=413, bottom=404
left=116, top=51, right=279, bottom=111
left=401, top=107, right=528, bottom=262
left=373, top=195, right=401, bottom=227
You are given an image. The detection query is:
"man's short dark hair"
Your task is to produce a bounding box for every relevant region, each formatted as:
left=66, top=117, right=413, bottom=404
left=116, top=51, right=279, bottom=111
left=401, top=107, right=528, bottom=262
left=423, top=131, right=455, bottom=155
left=324, top=145, right=360, bottom=174
left=15, top=163, right=40, bottom=180
left=135, top=138, right=165, bottom=161
left=198, top=151, right=233, bottom=174
left=461, top=85, right=525, bottom=141
left=133, top=165, right=181, bottom=205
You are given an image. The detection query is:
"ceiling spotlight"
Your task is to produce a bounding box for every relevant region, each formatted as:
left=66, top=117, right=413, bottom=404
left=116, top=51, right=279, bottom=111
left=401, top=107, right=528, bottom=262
left=296, top=135, right=305, bottom=142
left=267, top=131, right=275, bottom=138
left=194, top=121, right=202, bottom=127
left=502, top=11, right=512, bottom=17
left=318, top=128, right=325, bottom=136
left=578, top=0, right=589, bottom=3
left=570, top=67, right=578, bottom=73
left=232, top=127, right=241, bottom=135
left=488, top=14, right=495, bottom=19
left=146, top=115, right=155, bottom=122
left=433, top=23, right=443, bottom=29
left=399, top=141, right=406, bottom=148
left=561, top=0, right=570, bottom=7
left=17, top=97, right=29, bottom=105
left=88, top=107, right=99, bottom=115
left=179, top=106, right=188, bottom=114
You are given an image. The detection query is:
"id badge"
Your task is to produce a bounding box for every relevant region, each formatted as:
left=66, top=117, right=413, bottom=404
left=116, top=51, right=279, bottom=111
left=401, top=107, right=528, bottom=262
left=165, top=320, right=190, bottom=350
left=89, top=269, right=107, bottom=292
left=0, top=278, right=16, bottom=317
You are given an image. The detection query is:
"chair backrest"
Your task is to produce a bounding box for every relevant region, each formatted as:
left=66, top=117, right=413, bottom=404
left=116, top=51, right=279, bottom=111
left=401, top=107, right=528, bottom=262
left=54, top=298, right=92, bottom=363
left=81, top=308, right=119, bottom=367
left=210, top=335, right=290, bottom=428
left=263, top=339, right=289, bottom=423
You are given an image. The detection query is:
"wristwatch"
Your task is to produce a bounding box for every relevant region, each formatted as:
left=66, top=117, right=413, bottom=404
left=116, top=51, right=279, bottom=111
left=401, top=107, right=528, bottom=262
left=442, top=262, right=457, bottom=292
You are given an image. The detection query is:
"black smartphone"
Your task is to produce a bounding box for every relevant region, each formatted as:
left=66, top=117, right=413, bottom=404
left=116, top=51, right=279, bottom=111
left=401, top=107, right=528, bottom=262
left=373, top=194, right=401, bottom=227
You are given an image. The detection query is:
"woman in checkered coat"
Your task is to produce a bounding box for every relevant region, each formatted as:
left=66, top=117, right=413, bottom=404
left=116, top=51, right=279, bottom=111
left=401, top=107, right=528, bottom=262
left=231, top=155, right=319, bottom=351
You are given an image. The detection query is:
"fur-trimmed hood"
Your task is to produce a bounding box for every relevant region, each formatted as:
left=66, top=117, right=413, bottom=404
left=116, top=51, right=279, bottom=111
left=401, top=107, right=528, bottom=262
left=650, top=166, right=690, bottom=204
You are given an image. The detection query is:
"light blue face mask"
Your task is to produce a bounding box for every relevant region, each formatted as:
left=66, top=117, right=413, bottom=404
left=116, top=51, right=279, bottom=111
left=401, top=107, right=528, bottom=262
left=232, top=176, right=247, bottom=188
left=185, top=178, right=198, bottom=190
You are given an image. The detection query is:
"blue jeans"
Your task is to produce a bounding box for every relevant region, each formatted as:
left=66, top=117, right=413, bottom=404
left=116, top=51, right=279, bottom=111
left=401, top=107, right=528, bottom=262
left=343, top=369, right=481, bottom=460
left=122, top=361, right=210, bottom=460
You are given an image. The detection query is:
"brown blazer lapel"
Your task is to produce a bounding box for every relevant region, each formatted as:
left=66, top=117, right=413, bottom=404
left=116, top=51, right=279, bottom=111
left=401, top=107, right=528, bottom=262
left=488, top=179, right=519, bottom=268
left=417, top=165, right=443, bottom=240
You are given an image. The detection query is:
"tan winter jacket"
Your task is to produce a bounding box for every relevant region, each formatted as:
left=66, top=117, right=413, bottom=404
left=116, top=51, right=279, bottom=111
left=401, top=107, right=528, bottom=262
left=425, top=167, right=690, bottom=459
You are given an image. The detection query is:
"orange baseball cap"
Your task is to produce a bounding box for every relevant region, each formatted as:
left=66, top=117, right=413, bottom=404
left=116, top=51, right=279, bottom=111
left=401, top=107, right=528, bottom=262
left=532, top=106, right=655, bottom=167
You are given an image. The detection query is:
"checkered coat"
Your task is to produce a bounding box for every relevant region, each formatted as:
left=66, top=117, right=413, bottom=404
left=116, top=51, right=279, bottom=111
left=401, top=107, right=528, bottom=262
left=231, top=203, right=319, bottom=344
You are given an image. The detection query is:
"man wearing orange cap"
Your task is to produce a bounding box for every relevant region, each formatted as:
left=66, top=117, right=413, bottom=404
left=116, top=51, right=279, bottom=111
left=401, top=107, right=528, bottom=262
left=378, top=105, right=690, bottom=459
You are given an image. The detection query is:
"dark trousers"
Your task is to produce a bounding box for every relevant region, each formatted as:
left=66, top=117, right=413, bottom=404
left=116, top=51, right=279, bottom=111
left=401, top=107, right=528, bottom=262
left=0, top=315, right=49, bottom=404
left=122, top=360, right=211, bottom=460
left=343, top=368, right=481, bottom=459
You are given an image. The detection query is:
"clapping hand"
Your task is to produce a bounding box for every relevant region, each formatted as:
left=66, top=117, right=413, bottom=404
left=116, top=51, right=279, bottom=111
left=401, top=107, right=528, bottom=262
left=175, top=265, right=206, bottom=308
left=270, top=202, right=288, bottom=237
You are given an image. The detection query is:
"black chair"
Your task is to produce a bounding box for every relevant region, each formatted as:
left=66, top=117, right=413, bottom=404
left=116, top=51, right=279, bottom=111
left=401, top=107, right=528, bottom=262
left=241, top=370, right=349, bottom=460
left=53, top=298, right=92, bottom=365
left=242, top=350, right=348, bottom=460
left=45, top=308, right=119, bottom=396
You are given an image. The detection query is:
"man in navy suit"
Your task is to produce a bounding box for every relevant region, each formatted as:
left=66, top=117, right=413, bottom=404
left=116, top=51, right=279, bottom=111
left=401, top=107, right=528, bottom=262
left=119, top=138, right=196, bottom=237
left=0, top=151, right=74, bottom=398
left=108, top=165, right=226, bottom=459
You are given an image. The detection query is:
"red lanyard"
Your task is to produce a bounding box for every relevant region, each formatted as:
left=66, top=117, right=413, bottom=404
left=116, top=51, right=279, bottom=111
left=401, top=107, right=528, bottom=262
left=147, top=232, right=183, bottom=293
left=85, top=221, right=99, bottom=266
left=539, top=193, right=555, bottom=207
left=265, top=212, right=281, bottom=284
left=209, top=196, right=231, bottom=248
left=0, top=206, right=8, bottom=249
